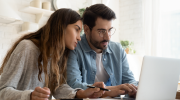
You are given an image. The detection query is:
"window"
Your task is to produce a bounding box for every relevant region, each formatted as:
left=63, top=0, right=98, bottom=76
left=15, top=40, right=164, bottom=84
left=159, top=0, right=180, bottom=58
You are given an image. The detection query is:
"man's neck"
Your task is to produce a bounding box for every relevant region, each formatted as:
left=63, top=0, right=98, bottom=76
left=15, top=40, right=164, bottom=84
left=89, top=42, right=102, bottom=53
left=86, top=38, right=102, bottom=53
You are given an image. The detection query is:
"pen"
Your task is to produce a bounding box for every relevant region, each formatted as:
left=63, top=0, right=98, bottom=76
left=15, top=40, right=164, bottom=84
left=87, top=85, right=111, bottom=91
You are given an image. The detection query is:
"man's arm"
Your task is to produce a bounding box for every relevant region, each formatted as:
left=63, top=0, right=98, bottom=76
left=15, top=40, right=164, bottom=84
left=120, top=44, right=138, bottom=86
left=67, top=50, right=92, bottom=90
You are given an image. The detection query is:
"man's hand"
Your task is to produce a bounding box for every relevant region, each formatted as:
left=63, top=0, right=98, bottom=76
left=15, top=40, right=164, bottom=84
left=127, top=84, right=137, bottom=98
left=31, top=87, right=50, bottom=100
left=102, top=83, right=137, bottom=98
left=76, top=82, right=105, bottom=98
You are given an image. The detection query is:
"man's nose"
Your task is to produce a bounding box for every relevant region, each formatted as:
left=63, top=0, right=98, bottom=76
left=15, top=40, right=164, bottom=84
left=103, top=31, right=110, bottom=40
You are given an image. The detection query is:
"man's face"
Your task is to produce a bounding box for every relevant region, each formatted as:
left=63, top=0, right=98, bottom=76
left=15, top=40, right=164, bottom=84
left=87, top=17, right=114, bottom=51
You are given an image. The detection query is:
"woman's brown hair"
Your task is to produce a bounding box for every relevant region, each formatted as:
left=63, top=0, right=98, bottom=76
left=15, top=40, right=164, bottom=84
left=0, top=8, right=81, bottom=93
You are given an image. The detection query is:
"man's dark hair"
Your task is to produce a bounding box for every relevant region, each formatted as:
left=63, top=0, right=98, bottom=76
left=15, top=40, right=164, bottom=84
left=82, top=4, right=116, bottom=30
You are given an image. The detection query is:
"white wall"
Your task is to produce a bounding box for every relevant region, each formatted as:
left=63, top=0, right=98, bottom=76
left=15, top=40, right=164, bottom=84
left=118, top=0, right=143, bottom=81
left=107, top=0, right=120, bottom=43
left=119, top=0, right=143, bottom=55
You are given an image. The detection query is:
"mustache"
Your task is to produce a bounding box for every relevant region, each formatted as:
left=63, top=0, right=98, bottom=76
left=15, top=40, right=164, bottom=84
left=101, top=40, right=109, bottom=43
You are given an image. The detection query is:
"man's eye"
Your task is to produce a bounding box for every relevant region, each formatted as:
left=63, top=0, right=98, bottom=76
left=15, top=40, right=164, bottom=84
left=102, top=30, right=106, bottom=33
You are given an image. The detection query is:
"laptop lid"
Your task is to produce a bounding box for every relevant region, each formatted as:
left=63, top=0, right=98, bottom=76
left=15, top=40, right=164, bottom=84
left=136, top=56, right=180, bottom=100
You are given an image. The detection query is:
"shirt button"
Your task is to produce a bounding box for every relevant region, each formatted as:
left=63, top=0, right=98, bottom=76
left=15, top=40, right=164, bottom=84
left=104, top=58, right=106, bottom=61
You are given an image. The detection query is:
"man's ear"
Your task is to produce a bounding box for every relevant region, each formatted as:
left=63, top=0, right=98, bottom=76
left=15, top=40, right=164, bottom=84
left=83, top=24, right=90, bottom=35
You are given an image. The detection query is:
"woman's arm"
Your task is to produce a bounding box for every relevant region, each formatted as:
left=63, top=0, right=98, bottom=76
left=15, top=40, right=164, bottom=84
left=0, top=52, right=34, bottom=100
left=53, top=82, right=105, bottom=99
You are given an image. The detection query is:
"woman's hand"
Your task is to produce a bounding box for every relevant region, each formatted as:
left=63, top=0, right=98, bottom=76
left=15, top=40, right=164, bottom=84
left=30, top=87, right=50, bottom=100
left=76, top=82, right=105, bottom=98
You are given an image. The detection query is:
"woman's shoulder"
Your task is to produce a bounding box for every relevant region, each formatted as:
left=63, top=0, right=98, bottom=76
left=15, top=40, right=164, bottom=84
left=12, top=39, right=40, bottom=56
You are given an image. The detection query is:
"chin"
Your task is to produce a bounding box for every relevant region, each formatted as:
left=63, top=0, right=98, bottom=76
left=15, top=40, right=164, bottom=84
left=66, top=46, right=73, bottom=50
left=100, top=45, right=108, bottom=50
left=69, top=48, right=74, bottom=50
left=71, top=46, right=76, bottom=50
left=102, top=47, right=107, bottom=50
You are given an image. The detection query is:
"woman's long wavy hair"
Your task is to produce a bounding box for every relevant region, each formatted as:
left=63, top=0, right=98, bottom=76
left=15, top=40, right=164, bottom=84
left=0, top=8, right=81, bottom=93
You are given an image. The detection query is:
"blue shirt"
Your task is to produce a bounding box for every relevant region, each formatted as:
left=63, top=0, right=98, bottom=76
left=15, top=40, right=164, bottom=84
left=67, top=34, right=138, bottom=89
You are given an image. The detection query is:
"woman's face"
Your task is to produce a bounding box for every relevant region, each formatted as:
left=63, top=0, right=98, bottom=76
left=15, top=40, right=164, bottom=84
left=65, top=20, right=82, bottom=50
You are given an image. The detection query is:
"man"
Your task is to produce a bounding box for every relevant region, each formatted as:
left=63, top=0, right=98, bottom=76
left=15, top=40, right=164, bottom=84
left=67, top=4, right=138, bottom=98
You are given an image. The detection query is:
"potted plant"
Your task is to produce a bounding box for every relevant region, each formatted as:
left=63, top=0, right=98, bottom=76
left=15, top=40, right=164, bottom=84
left=78, top=8, right=85, bottom=17
left=120, top=40, right=136, bottom=54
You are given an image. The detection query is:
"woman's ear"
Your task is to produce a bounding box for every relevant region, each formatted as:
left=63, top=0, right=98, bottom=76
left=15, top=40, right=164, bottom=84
left=83, top=24, right=90, bottom=35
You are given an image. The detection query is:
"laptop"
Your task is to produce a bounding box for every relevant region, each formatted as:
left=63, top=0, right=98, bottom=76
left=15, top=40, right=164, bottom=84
left=121, top=56, right=180, bottom=100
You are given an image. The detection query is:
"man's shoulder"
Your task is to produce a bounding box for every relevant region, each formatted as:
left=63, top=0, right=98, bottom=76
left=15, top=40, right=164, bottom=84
left=108, top=41, right=123, bottom=50
left=73, top=39, right=90, bottom=53
left=109, top=41, right=121, bottom=46
left=69, top=41, right=85, bottom=57
left=74, top=41, right=84, bottom=52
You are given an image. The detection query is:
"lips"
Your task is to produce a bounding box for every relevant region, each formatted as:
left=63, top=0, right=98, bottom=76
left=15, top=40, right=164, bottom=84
left=102, top=42, right=108, bottom=45
left=75, top=42, right=77, bottom=47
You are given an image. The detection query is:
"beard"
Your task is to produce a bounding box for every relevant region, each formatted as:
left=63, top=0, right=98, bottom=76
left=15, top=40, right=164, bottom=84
left=89, top=32, right=109, bottom=50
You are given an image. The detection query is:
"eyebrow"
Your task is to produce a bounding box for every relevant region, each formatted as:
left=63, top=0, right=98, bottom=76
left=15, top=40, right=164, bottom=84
left=97, top=27, right=113, bottom=30
left=75, top=25, right=81, bottom=30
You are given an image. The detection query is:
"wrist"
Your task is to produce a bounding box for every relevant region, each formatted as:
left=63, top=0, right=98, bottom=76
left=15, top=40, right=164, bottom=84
left=101, top=91, right=108, bottom=98
left=101, top=86, right=111, bottom=97
left=76, top=89, right=86, bottom=98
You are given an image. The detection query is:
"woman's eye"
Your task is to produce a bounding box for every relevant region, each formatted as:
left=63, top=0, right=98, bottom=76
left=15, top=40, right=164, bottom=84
left=76, top=29, right=79, bottom=32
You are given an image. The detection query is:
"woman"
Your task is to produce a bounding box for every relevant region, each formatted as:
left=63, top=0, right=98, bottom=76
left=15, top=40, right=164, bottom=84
left=0, top=8, right=104, bottom=100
